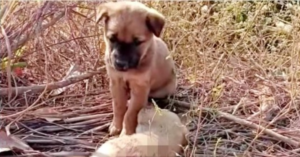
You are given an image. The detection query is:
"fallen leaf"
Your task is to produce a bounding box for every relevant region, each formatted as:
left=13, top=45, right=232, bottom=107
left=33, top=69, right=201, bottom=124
left=0, top=129, right=33, bottom=154
left=50, top=64, right=83, bottom=96
left=44, top=117, right=62, bottom=123
left=0, top=148, right=11, bottom=153
left=13, top=67, right=23, bottom=77
left=275, top=21, right=293, bottom=34
left=31, top=107, right=63, bottom=122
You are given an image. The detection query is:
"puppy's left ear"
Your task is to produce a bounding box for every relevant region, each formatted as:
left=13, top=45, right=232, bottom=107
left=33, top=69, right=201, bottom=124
left=145, top=9, right=165, bottom=37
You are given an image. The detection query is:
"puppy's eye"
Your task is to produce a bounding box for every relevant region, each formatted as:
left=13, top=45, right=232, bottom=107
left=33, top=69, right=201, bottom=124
left=108, top=34, right=117, bottom=43
left=133, top=37, right=143, bottom=46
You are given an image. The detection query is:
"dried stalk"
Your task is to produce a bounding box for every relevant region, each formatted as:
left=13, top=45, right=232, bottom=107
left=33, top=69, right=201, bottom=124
left=200, top=107, right=300, bottom=148
left=0, top=66, right=105, bottom=97
left=0, top=4, right=65, bottom=57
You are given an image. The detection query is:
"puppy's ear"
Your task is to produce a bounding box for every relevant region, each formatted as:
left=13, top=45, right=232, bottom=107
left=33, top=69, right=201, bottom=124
left=145, top=9, right=165, bottom=37
left=95, top=3, right=109, bottom=24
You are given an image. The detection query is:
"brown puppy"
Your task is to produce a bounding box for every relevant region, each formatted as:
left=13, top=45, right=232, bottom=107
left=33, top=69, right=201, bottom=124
left=96, top=1, right=177, bottom=136
left=90, top=104, right=189, bottom=157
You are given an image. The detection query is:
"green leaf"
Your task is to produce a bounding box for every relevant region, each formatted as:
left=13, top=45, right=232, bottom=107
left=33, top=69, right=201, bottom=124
left=15, top=46, right=26, bottom=57
left=0, top=57, right=9, bottom=70
left=11, top=62, right=27, bottom=69
left=236, top=12, right=247, bottom=23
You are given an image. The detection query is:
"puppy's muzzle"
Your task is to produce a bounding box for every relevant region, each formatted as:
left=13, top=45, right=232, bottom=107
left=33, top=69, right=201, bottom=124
left=112, top=52, right=140, bottom=71
left=114, top=58, right=130, bottom=71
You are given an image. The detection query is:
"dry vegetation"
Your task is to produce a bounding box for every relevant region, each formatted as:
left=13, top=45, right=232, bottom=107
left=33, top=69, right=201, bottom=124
left=1, top=1, right=300, bottom=157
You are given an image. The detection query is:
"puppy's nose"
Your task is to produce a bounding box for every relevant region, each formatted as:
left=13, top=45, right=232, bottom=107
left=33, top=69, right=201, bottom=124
left=115, top=59, right=129, bottom=70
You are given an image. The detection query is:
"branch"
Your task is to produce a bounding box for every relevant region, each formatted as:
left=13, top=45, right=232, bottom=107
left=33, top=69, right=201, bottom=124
left=0, top=4, right=65, bottom=58
left=10, top=151, right=91, bottom=157
left=202, top=107, right=300, bottom=148
left=172, top=100, right=195, bottom=109
left=0, top=66, right=106, bottom=97
left=171, top=100, right=300, bottom=147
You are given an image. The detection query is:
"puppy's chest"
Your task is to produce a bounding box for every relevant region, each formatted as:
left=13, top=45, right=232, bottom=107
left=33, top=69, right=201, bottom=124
left=113, top=70, right=150, bottom=85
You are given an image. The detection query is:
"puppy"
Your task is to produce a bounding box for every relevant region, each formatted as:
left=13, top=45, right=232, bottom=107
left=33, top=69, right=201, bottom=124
left=96, top=1, right=177, bottom=136
left=90, top=104, right=189, bottom=157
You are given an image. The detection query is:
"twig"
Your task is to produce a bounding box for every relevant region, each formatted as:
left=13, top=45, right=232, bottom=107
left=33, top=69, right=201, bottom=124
left=44, top=151, right=91, bottom=157
left=34, top=125, right=90, bottom=132
left=189, top=102, right=202, bottom=157
left=172, top=100, right=195, bottom=109
left=3, top=151, right=91, bottom=157
left=174, top=100, right=300, bottom=147
left=0, top=84, right=48, bottom=119
left=72, top=117, right=109, bottom=125
left=25, top=137, right=93, bottom=146
left=0, top=4, right=7, bottom=21
left=232, top=97, right=245, bottom=115
left=77, top=123, right=110, bottom=137
left=64, top=113, right=112, bottom=123
left=1, top=26, right=13, bottom=100
left=0, top=8, right=65, bottom=58
left=200, top=107, right=300, bottom=148
left=0, top=66, right=105, bottom=97
left=155, top=97, right=300, bottom=147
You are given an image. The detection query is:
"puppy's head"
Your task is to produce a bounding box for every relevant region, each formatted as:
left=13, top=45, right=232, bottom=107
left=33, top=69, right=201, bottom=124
left=96, top=1, right=165, bottom=71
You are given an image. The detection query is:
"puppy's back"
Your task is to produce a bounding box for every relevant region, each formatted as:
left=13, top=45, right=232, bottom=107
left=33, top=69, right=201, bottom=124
left=149, top=36, right=177, bottom=98
left=91, top=106, right=188, bottom=157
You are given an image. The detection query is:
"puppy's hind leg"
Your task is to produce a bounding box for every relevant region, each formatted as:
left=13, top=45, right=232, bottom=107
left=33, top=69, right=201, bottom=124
left=150, top=70, right=177, bottom=98
left=149, top=76, right=177, bottom=108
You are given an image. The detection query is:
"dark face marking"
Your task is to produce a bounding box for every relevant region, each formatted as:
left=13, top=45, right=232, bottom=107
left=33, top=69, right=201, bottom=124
left=108, top=34, right=144, bottom=71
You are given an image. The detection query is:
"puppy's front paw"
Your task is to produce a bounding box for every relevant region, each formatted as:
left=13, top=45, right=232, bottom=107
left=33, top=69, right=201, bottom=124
left=120, top=126, right=135, bottom=136
left=109, top=123, right=122, bottom=136
left=119, top=128, right=132, bottom=137
left=119, top=129, right=126, bottom=137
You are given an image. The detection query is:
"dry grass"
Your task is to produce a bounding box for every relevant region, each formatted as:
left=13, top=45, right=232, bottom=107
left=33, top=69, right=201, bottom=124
left=1, top=1, right=300, bottom=157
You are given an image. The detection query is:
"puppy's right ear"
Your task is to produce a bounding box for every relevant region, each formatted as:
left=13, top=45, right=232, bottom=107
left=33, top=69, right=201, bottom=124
left=145, top=8, right=165, bottom=37
left=96, top=3, right=109, bottom=24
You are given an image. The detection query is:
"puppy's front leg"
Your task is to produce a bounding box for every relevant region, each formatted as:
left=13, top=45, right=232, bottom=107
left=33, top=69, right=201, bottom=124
left=121, top=83, right=149, bottom=136
left=109, top=79, right=128, bottom=136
